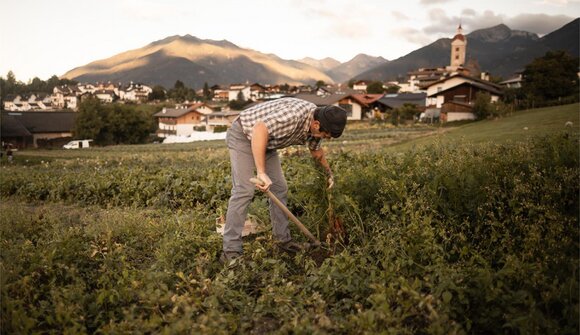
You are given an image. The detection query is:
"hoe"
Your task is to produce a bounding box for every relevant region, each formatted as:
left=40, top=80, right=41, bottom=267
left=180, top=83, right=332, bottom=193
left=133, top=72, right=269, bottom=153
left=250, top=177, right=322, bottom=247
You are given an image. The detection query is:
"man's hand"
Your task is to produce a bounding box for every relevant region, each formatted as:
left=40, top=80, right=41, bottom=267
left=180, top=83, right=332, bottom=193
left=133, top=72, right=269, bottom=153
left=327, top=174, right=335, bottom=189
left=326, top=170, right=335, bottom=189
left=256, top=172, right=272, bottom=192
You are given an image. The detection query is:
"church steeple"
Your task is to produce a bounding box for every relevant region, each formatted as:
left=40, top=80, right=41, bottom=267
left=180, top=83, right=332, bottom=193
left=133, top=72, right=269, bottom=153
left=450, top=23, right=467, bottom=70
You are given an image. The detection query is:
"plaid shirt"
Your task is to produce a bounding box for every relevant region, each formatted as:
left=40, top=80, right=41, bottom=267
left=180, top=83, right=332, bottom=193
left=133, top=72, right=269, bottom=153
left=239, top=98, right=322, bottom=151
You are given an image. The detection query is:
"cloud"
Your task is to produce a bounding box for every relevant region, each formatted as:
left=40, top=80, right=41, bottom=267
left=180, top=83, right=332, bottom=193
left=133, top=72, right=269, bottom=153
left=420, top=0, right=455, bottom=4
left=461, top=8, right=476, bottom=17
left=422, top=8, right=461, bottom=35
left=392, top=10, right=410, bottom=20
left=535, top=0, right=580, bottom=5
left=420, top=7, right=574, bottom=37
left=507, top=13, right=575, bottom=34
left=393, top=27, right=432, bottom=46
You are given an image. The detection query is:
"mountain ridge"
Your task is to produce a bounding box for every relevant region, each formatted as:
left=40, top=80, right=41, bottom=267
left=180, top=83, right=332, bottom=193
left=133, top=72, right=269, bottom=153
left=355, top=18, right=578, bottom=81
left=63, top=18, right=579, bottom=88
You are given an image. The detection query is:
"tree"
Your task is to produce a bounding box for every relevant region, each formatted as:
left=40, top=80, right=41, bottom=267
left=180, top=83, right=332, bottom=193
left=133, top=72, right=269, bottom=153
left=315, top=80, right=326, bottom=89
left=366, top=81, right=385, bottom=94
left=385, top=85, right=400, bottom=94
left=74, top=97, right=104, bottom=140
left=398, top=103, right=420, bottom=122
left=473, top=92, right=493, bottom=119
left=228, top=91, right=251, bottom=110
left=174, top=80, right=185, bottom=89
left=149, top=85, right=166, bottom=101
left=523, top=50, right=579, bottom=102
left=202, top=82, right=213, bottom=101
left=167, top=80, right=197, bottom=102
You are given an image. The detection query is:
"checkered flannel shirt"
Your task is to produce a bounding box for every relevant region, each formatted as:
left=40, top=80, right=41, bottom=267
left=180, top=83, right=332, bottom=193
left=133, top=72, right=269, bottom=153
left=238, top=98, right=322, bottom=151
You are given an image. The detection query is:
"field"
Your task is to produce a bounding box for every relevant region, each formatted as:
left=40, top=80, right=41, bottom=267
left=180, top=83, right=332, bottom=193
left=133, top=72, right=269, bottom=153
left=1, top=104, right=579, bottom=334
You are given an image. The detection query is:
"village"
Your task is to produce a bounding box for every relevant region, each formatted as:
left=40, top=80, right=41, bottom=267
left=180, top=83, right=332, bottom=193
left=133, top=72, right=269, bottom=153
left=1, top=25, right=521, bottom=149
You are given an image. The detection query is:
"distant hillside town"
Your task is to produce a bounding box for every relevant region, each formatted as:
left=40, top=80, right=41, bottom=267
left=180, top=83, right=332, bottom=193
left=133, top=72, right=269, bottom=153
left=1, top=22, right=577, bottom=149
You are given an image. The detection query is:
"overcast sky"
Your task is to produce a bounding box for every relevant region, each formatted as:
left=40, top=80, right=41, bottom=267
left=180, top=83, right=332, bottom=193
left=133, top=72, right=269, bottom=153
left=1, top=0, right=578, bottom=82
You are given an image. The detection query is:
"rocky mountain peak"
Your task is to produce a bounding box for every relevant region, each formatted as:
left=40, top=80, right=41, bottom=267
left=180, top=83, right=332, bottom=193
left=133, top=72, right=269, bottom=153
left=468, top=24, right=540, bottom=42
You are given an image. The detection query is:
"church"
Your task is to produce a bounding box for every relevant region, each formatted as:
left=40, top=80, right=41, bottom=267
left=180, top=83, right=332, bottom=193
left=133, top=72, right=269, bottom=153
left=411, top=24, right=503, bottom=122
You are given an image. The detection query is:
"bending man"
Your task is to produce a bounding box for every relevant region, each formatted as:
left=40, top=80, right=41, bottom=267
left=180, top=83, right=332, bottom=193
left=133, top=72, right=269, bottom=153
left=221, top=97, right=347, bottom=263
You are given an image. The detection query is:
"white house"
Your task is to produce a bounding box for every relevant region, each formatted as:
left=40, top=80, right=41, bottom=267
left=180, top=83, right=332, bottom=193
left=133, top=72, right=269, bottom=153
left=94, top=90, right=118, bottom=103
left=153, top=103, right=214, bottom=137
left=121, top=83, right=152, bottom=102
left=425, top=74, right=502, bottom=108
left=353, top=81, right=368, bottom=91
left=228, top=84, right=251, bottom=101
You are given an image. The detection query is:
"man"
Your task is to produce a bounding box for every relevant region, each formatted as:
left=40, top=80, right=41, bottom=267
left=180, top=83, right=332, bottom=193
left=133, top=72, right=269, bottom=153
left=221, top=97, right=347, bottom=263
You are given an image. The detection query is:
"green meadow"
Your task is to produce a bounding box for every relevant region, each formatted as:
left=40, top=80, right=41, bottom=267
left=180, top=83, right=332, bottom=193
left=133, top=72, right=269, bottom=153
left=1, top=104, right=578, bottom=334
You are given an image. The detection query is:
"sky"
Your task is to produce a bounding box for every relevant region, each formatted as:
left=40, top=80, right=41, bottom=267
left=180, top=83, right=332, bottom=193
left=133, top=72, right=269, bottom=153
left=1, top=0, right=579, bottom=82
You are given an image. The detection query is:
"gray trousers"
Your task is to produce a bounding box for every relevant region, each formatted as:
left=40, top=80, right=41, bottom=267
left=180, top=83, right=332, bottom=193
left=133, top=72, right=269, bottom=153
left=223, top=120, right=291, bottom=253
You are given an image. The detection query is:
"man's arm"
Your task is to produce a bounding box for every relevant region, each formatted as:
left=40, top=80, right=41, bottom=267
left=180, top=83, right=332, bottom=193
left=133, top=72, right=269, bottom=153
left=310, top=148, right=334, bottom=188
left=251, top=121, right=272, bottom=191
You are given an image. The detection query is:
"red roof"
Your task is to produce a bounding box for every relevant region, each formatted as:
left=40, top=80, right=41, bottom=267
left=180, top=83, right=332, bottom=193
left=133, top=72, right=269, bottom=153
left=350, top=94, right=384, bottom=106
left=452, top=34, right=465, bottom=42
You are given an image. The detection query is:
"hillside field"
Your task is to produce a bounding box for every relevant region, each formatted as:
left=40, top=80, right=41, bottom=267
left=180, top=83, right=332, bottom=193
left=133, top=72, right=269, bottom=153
left=1, top=104, right=579, bottom=334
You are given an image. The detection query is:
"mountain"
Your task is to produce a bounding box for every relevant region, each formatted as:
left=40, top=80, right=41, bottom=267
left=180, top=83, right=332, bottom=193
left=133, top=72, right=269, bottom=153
left=62, top=35, right=334, bottom=88
left=299, top=54, right=388, bottom=83
left=63, top=19, right=578, bottom=88
left=326, top=54, right=389, bottom=83
left=298, top=57, right=341, bottom=72
left=355, top=18, right=579, bottom=81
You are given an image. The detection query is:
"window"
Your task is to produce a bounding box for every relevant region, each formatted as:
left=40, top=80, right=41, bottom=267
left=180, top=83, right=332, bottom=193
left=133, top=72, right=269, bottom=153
left=455, top=47, right=459, bottom=52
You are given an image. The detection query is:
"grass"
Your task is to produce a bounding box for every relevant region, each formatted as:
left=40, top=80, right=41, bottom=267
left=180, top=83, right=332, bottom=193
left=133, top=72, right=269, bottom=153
left=390, top=103, right=579, bottom=151
left=1, top=103, right=578, bottom=334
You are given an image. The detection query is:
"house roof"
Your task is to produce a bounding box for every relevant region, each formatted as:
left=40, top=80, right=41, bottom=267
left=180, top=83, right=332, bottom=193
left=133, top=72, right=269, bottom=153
left=153, top=108, right=204, bottom=118
left=350, top=94, right=384, bottom=106
left=499, top=76, right=523, bottom=85
left=293, top=93, right=348, bottom=106
left=427, top=81, right=503, bottom=97
left=1, top=111, right=76, bottom=134
left=379, top=93, right=427, bottom=109
left=425, top=73, right=502, bottom=91
left=1, top=113, right=32, bottom=137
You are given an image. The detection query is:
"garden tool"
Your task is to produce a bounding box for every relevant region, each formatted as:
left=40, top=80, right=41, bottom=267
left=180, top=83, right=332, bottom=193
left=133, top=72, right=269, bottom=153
left=250, top=177, right=321, bottom=247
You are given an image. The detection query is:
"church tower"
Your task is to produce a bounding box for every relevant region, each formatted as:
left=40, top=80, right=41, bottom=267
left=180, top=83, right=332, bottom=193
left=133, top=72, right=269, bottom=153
left=449, top=24, right=466, bottom=71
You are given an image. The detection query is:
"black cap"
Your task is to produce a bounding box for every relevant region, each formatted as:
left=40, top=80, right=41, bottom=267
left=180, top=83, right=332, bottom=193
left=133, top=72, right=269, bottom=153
left=315, top=105, right=347, bottom=138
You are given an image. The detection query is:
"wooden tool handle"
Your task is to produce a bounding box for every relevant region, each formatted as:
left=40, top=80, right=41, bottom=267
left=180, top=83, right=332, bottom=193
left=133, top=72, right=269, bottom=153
left=250, top=177, right=321, bottom=246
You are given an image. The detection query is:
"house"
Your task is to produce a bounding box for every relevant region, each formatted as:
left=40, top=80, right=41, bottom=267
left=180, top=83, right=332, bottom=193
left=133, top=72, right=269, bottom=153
left=153, top=103, right=214, bottom=137
left=350, top=94, right=387, bottom=117
left=249, top=83, right=268, bottom=101
left=1, top=111, right=76, bottom=148
left=228, top=84, right=251, bottom=101
left=425, top=73, right=502, bottom=108
left=94, top=90, right=118, bottom=103
left=499, top=72, right=524, bottom=89
left=352, top=81, right=368, bottom=91
left=425, top=73, right=503, bottom=122
left=406, top=68, right=449, bottom=92
left=376, top=93, right=427, bottom=121
left=212, top=85, right=229, bottom=102
left=203, top=111, right=240, bottom=130
left=52, top=85, right=81, bottom=109
left=121, top=82, right=152, bottom=102
left=294, top=93, right=366, bottom=121
left=379, top=93, right=427, bottom=110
